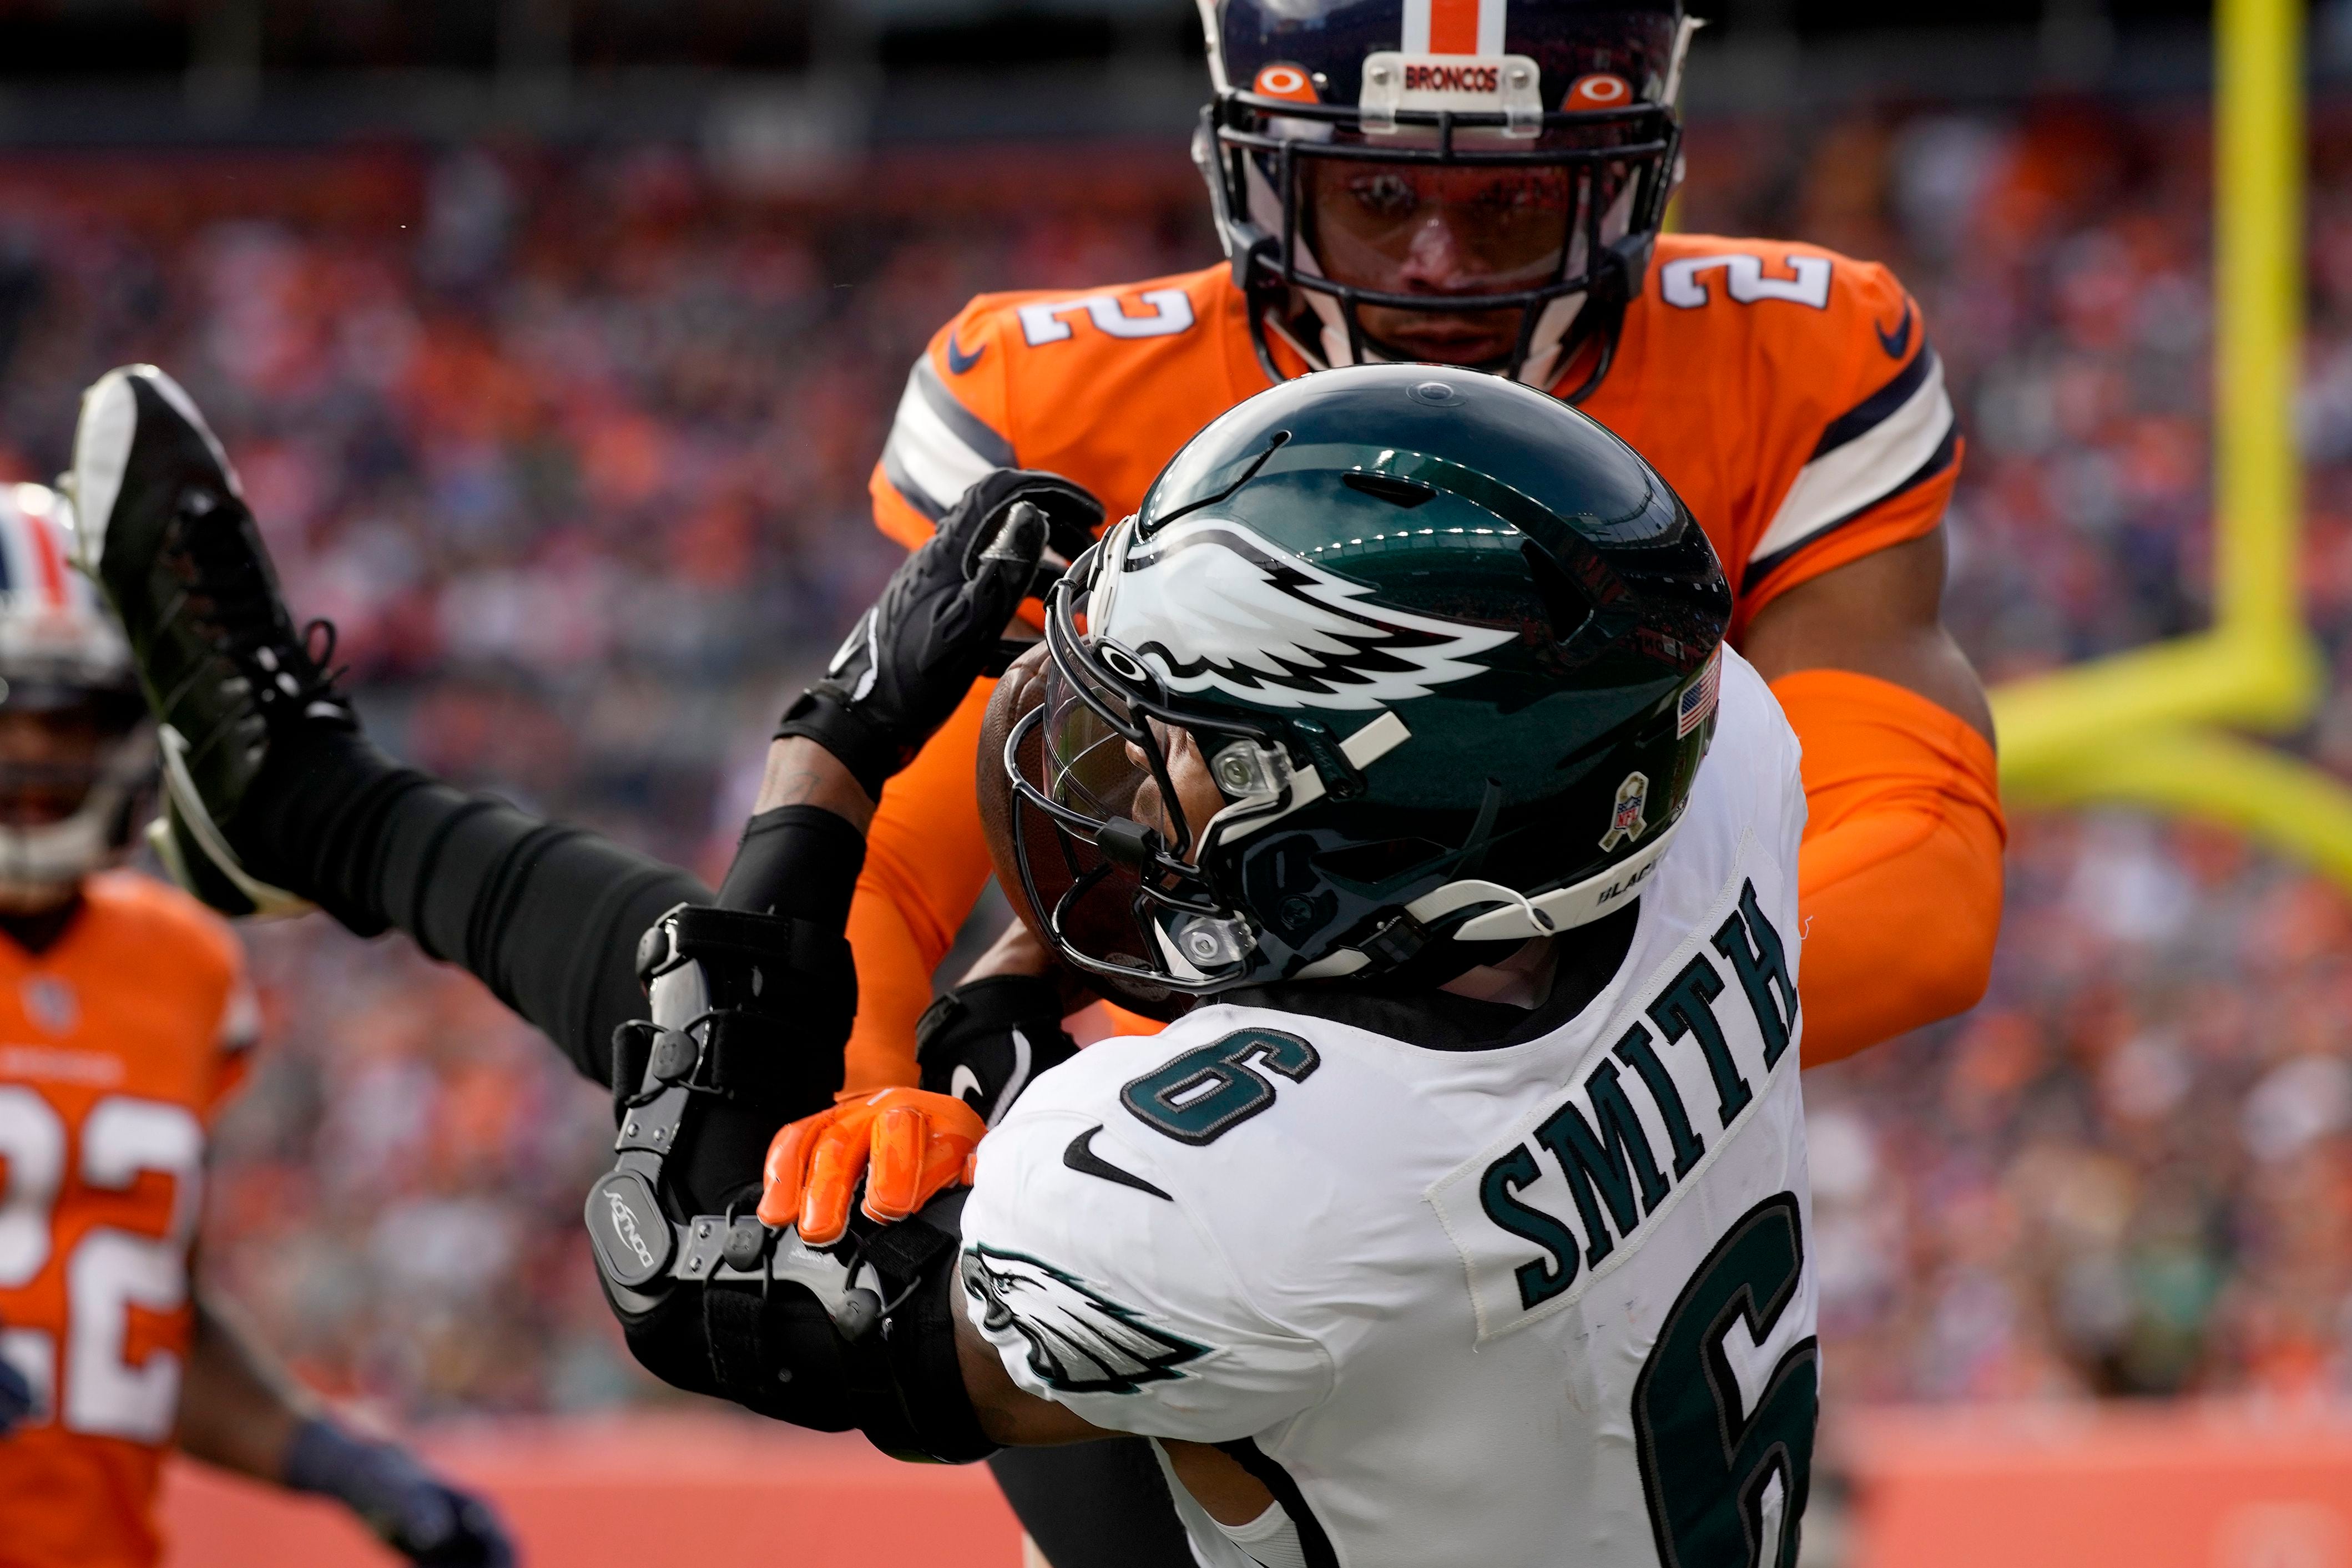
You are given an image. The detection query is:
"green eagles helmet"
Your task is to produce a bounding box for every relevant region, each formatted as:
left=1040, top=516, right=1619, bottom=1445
left=1005, top=361, right=1730, bottom=995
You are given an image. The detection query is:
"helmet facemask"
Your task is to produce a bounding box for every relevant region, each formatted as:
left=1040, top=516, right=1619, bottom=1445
left=0, top=678, right=155, bottom=908
left=0, top=485, right=157, bottom=908
left=1006, top=530, right=1305, bottom=993
left=1197, top=4, right=1693, bottom=393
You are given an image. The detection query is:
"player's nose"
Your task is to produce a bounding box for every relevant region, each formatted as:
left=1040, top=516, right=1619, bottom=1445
left=1392, top=213, right=1484, bottom=292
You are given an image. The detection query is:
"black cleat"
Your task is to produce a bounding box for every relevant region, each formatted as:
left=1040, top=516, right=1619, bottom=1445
left=68, top=364, right=353, bottom=918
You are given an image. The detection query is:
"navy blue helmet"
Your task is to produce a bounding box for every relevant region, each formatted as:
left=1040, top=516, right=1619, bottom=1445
left=1194, top=0, right=1692, bottom=393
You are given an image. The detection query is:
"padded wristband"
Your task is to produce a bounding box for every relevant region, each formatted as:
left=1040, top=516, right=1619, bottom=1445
left=916, top=974, right=1079, bottom=1125
left=774, top=691, right=900, bottom=803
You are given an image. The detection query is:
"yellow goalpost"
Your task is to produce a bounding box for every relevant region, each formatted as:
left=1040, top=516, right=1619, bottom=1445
left=1990, top=0, right=2352, bottom=886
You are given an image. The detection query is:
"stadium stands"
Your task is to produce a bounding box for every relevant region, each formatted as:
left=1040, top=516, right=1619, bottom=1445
left=0, top=95, right=2343, bottom=1430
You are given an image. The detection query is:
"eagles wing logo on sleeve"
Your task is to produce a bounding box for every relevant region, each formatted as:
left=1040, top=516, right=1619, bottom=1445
left=1097, top=517, right=1514, bottom=711
left=962, top=1244, right=1208, bottom=1395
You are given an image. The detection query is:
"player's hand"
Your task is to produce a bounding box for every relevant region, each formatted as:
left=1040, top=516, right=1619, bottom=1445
left=775, top=469, right=1101, bottom=800
left=758, top=1087, right=987, bottom=1246
left=0, top=1346, right=37, bottom=1437
left=284, top=1418, right=517, bottom=1566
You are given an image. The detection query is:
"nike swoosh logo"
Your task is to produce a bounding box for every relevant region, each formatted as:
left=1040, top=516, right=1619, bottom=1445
left=1064, top=1125, right=1172, bottom=1201
left=1875, top=300, right=1915, bottom=361
left=946, top=334, right=985, bottom=375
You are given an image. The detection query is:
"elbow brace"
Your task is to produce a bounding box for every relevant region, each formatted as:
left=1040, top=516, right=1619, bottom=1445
left=586, top=902, right=993, bottom=1463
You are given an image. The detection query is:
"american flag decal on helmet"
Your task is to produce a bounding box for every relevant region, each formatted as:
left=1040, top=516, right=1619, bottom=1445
left=1677, top=647, right=1722, bottom=737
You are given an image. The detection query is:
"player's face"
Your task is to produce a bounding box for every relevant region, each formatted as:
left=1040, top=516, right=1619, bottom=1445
left=1304, top=159, right=1578, bottom=365
left=1126, top=723, right=1225, bottom=858
left=0, top=707, right=110, bottom=827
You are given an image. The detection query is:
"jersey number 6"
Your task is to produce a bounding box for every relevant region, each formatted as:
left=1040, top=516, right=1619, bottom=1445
left=1633, top=1191, right=1818, bottom=1568
left=1121, top=1029, right=1320, bottom=1146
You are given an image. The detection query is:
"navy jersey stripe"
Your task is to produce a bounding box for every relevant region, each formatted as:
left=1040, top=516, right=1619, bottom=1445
left=1809, top=345, right=1937, bottom=463
left=1744, top=419, right=1960, bottom=592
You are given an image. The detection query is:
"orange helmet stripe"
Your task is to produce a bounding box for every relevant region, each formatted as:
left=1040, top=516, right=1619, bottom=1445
left=1427, top=0, right=1482, bottom=53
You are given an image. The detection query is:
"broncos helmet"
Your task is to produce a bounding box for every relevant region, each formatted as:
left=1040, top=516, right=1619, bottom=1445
left=0, top=484, right=154, bottom=902
left=1002, top=363, right=1730, bottom=996
left=1195, top=0, right=1693, bottom=394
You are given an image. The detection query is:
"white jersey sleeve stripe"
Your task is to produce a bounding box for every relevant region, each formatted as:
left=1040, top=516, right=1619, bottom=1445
left=880, top=354, right=1015, bottom=522
left=1745, top=347, right=1955, bottom=575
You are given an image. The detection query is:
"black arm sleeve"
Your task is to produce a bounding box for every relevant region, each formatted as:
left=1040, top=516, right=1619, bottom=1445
left=244, top=729, right=872, bottom=1120
left=246, top=729, right=709, bottom=1087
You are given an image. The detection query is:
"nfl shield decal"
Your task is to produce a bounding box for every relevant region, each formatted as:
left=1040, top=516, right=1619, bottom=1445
left=1599, top=772, right=1650, bottom=852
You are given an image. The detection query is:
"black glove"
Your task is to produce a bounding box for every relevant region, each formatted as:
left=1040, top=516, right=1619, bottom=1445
left=778, top=469, right=1101, bottom=800
left=284, top=1418, right=517, bottom=1567
left=916, top=973, right=1080, bottom=1126
left=0, top=1344, right=36, bottom=1437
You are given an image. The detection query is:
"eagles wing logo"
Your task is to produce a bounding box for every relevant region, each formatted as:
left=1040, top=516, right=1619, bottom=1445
left=962, top=1245, right=1207, bottom=1395
left=1098, top=517, right=1514, bottom=711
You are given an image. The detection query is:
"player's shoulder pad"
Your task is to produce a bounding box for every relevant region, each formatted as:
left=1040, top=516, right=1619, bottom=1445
left=879, top=266, right=1227, bottom=526
left=1646, top=232, right=1917, bottom=365
left=81, top=870, right=256, bottom=1053
left=963, top=1010, right=1335, bottom=1432
left=1647, top=235, right=1958, bottom=580
left=983, top=1005, right=1335, bottom=1209
left=83, top=868, right=241, bottom=975
left=996, top=1004, right=1320, bottom=1124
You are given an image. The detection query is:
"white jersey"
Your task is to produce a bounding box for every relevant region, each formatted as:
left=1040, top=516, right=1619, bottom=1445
left=961, top=650, right=1816, bottom=1568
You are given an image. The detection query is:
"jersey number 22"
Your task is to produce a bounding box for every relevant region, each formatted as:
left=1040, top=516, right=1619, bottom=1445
left=0, top=1088, right=203, bottom=1442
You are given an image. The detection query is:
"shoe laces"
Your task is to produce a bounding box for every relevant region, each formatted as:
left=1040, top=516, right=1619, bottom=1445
left=171, top=489, right=349, bottom=714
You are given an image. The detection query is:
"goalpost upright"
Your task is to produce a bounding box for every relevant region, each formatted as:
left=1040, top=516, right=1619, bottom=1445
left=1990, top=0, right=2352, bottom=888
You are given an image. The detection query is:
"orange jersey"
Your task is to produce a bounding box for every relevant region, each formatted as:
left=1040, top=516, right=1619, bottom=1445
left=851, top=236, right=1960, bottom=1088
left=0, top=872, right=257, bottom=1568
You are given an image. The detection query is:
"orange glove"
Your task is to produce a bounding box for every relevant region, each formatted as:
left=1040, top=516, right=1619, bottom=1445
left=758, top=1088, right=986, bottom=1246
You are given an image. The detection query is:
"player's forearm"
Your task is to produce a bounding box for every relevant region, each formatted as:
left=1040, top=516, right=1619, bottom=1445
left=750, top=738, right=876, bottom=828
left=842, top=685, right=1007, bottom=1094
left=1797, top=805, right=2002, bottom=1063
left=954, top=1308, right=1111, bottom=1445
left=174, top=1293, right=315, bottom=1481
left=951, top=1312, right=1278, bottom=1527
left=843, top=892, right=941, bottom=1094
left=1773, top=669, right=2006, bottom=1064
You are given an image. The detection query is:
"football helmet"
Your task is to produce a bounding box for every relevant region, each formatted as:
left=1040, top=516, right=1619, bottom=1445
left=1195, top=0, right=1693, bottom=393
left=0, top=484, right=154, bottom=902
left=1002, top=362, right=1729, bottom=995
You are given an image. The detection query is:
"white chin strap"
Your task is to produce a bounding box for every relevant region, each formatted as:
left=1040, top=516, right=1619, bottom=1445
left=1292, top=815, right=1683, bottom=982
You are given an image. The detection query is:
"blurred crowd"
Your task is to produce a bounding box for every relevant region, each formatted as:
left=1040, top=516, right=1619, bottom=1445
left=0, top=94, right=2348, bottom=1419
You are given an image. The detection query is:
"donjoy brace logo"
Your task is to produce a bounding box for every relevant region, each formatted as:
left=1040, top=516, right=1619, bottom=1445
left=607, top=1192, right=656, bottom=1270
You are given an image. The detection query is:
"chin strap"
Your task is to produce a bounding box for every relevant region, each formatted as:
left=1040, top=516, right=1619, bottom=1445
left=586, top=902, right=994, bottom=1463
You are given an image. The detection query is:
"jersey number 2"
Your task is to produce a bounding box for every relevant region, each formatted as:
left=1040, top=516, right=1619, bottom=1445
left=0, top=1088, right=203, bottom=1441
left=1633, top=1192, right=1818, bottom=1568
